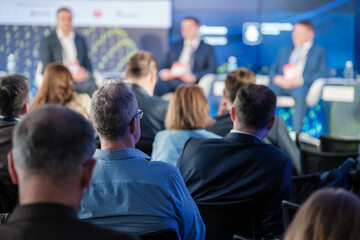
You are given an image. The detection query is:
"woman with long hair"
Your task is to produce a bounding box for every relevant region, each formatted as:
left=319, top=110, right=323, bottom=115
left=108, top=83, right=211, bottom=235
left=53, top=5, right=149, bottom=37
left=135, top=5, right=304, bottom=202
left=32, top=62, right=91, bottom=118
left=285, top=188, right=360, bottom=240
left=152, top=84, right=220, bottom=165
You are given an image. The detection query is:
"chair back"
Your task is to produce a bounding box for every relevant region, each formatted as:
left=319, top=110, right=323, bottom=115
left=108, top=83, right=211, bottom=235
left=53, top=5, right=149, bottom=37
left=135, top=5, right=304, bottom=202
left=300, top=145, right=358, bottom=174
left=282, top=200, right=300, bottom=231
left=138, top=229, right=178, bottom=240
left=320, top=134, right=360, bottom=153
left=196, top=200, right=263, bottom=240
left=291, top=174, right=321, bottom=204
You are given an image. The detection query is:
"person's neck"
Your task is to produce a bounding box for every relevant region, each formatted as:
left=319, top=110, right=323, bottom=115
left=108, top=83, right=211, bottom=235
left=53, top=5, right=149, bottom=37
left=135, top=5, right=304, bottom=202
left=100, top=134, right=136, bottom=151
left=233, top=124, right=268, bottom=140
left=18, top=176, right=81, bottom=211
left=129, top=77, right=154, bottom=94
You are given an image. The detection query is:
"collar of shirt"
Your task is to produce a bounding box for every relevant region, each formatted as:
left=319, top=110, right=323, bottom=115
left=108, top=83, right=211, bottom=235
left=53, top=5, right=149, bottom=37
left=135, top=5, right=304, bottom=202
left=0, top=115, right=20, bottom=122
left=184, top=38, right=201, bottom=50
left=56, top=28, right=75, bottom=41
left=94, top=148, right=152, bottom=161
left=230, top=129, right=261, bottom=141
left=139, top=84, right=153, bottom=96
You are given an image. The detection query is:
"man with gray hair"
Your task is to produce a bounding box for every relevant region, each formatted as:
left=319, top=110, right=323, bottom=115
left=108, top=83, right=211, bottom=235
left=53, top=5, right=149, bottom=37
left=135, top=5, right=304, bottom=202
left=0, top=105, right=138, bottom=240
left=0, top=74, right=29, bottom=212
left=78, top=81, right=205, bottom=240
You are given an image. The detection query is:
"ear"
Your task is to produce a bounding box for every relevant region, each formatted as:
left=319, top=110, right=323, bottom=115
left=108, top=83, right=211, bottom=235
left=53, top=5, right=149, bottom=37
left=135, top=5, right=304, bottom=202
left=267, top=116, right=276, bottom=130
left=223, top=88, right=227, bottom=99
left=80, top=159, right=96, bottom=188
left=129, top=116, right=137, bottom=135
left=230, top=106, right=236, bottom=123
left=7, top=152, right=19, bottom=185
left=21, top=102, right=30, bottom=116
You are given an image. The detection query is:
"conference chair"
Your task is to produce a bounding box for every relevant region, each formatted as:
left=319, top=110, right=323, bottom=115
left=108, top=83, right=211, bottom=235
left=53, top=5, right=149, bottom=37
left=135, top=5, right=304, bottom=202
left=300, top=145, right=358, bottom=174
left=282, top=200, right=300, bottom=231
left=138, top=229, right=178, bottom=240
left=196, top=200, right=263, bottom=240
left=291, top=174, right=321, bottom=204
left=320, top=134, right=360, bottom=153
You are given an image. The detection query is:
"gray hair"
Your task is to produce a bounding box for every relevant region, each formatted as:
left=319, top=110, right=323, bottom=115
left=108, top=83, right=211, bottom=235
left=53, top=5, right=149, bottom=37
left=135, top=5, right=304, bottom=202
left=12, top=105, right=95, bottom=183
left=90, top=81, right=137, bottom=140
left=0, top=74, right=29, bottom=117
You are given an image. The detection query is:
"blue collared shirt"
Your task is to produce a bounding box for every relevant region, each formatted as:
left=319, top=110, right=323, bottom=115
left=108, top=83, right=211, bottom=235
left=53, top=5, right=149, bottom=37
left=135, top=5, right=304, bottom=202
left=78, top=148, right=205, bottom=240
left=152, top=128, right=221, bottom=165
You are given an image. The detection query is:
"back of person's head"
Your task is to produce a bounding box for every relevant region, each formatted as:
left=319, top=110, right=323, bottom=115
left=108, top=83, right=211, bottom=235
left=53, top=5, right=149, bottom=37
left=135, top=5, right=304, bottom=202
left=126, top=51, right=158, bottom=79
left=12, top=105, right=95, bottom=185
left=225, top=68, right=255, bottom=103
left=233, top=85, right=276, bottom=130
left=165, top=84, right=210, bottom=130
left=90, top=81, right=137, bottom=140
left=285, top=188, right=360, bottom=240
left=32, top=62, right=74, bottom=109
left=0, top=74, right=29, bottom=118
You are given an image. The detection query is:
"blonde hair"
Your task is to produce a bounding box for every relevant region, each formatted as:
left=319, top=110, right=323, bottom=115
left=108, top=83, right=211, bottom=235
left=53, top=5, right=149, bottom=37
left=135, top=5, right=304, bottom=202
left=285, top=188, right=360, bottom=240
left=32, top=63, right=74, bottom=109
left=126, top=51, right=158, bottom=79
left=165, top=85, right=211, bottom=130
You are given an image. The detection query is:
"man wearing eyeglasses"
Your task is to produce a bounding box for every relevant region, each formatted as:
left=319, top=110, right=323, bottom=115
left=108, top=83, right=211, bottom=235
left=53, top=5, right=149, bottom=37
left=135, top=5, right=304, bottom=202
left=78, top=81, right=205, bottom=240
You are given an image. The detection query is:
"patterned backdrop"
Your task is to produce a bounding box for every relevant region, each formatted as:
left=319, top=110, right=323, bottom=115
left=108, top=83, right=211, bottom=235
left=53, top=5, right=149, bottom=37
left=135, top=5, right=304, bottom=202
left=0, top=25, right=138, bottom=98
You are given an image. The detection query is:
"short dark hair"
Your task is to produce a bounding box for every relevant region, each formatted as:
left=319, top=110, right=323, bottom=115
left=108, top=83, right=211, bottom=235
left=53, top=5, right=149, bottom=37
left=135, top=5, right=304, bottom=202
left=182, top=16, right=200, bottom=25
left=233, top=85, right=276, bottom=130
left=0, top=74, right=29, bottom=117
left=90, top=81, right=137, bottom=140
left=126, top=51, right=158, bottom=79
left=57, top=7, right=72, bottom=15
left=12, top=105, right=95, bottom=184
left=225, top=68, right=255, bottom=103
left=296, top=20, right=314, bottom=32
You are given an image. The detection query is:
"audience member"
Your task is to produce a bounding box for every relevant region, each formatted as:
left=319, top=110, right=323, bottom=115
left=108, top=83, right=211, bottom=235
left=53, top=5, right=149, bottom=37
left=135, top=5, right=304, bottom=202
left=285, top=188, right=360, bottom=240
left=32, top=62, right=91, bottom=119
left=0, top=105, right=138, bottom=240
left=206, top=68, right=301, bottom=175
left=177, top=85, right=292, bottom=238
left=126, top=51, right=168, bottom=155
left=152, top=85, right=220, bottom=165
left=0, top=74, right=29, bottom=212
left=40, top=7, right=97, bottom=96
left=155, top=16, right=217, bottom=96
left=78, top=81, right=205, bottom=240
left=269, top=20, right=328, bottom=131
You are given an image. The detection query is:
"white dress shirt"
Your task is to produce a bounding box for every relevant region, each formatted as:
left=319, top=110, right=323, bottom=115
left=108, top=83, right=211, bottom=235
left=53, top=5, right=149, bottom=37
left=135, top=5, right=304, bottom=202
left=56, top=28, right=78, bottom=68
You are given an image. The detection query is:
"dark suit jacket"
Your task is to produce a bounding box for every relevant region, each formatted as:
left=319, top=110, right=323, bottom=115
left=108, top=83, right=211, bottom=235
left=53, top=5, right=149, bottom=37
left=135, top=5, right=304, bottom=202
left=160, top=40, right=217, bottom=81
left=130, top=84, right=168, bottom=155
left=0, top=203, right=139, bottom=240
left=0, top=120, right=18, bottom=212
left=177, top=133, right=292, bottom=238
left=206, top=114, right=301, bottom=175
left=269, top=43, right=327, bottom=86
left=40, top=31, right=92, bottom=74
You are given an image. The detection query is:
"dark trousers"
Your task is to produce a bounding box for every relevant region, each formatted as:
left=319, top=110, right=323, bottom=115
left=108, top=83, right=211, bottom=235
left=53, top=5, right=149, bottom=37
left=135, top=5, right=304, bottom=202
left=269, top=83, right=310, bottom=132
left=73, top=78, right=98, bottom=97
left=154, top=78, right=185, bottom=96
